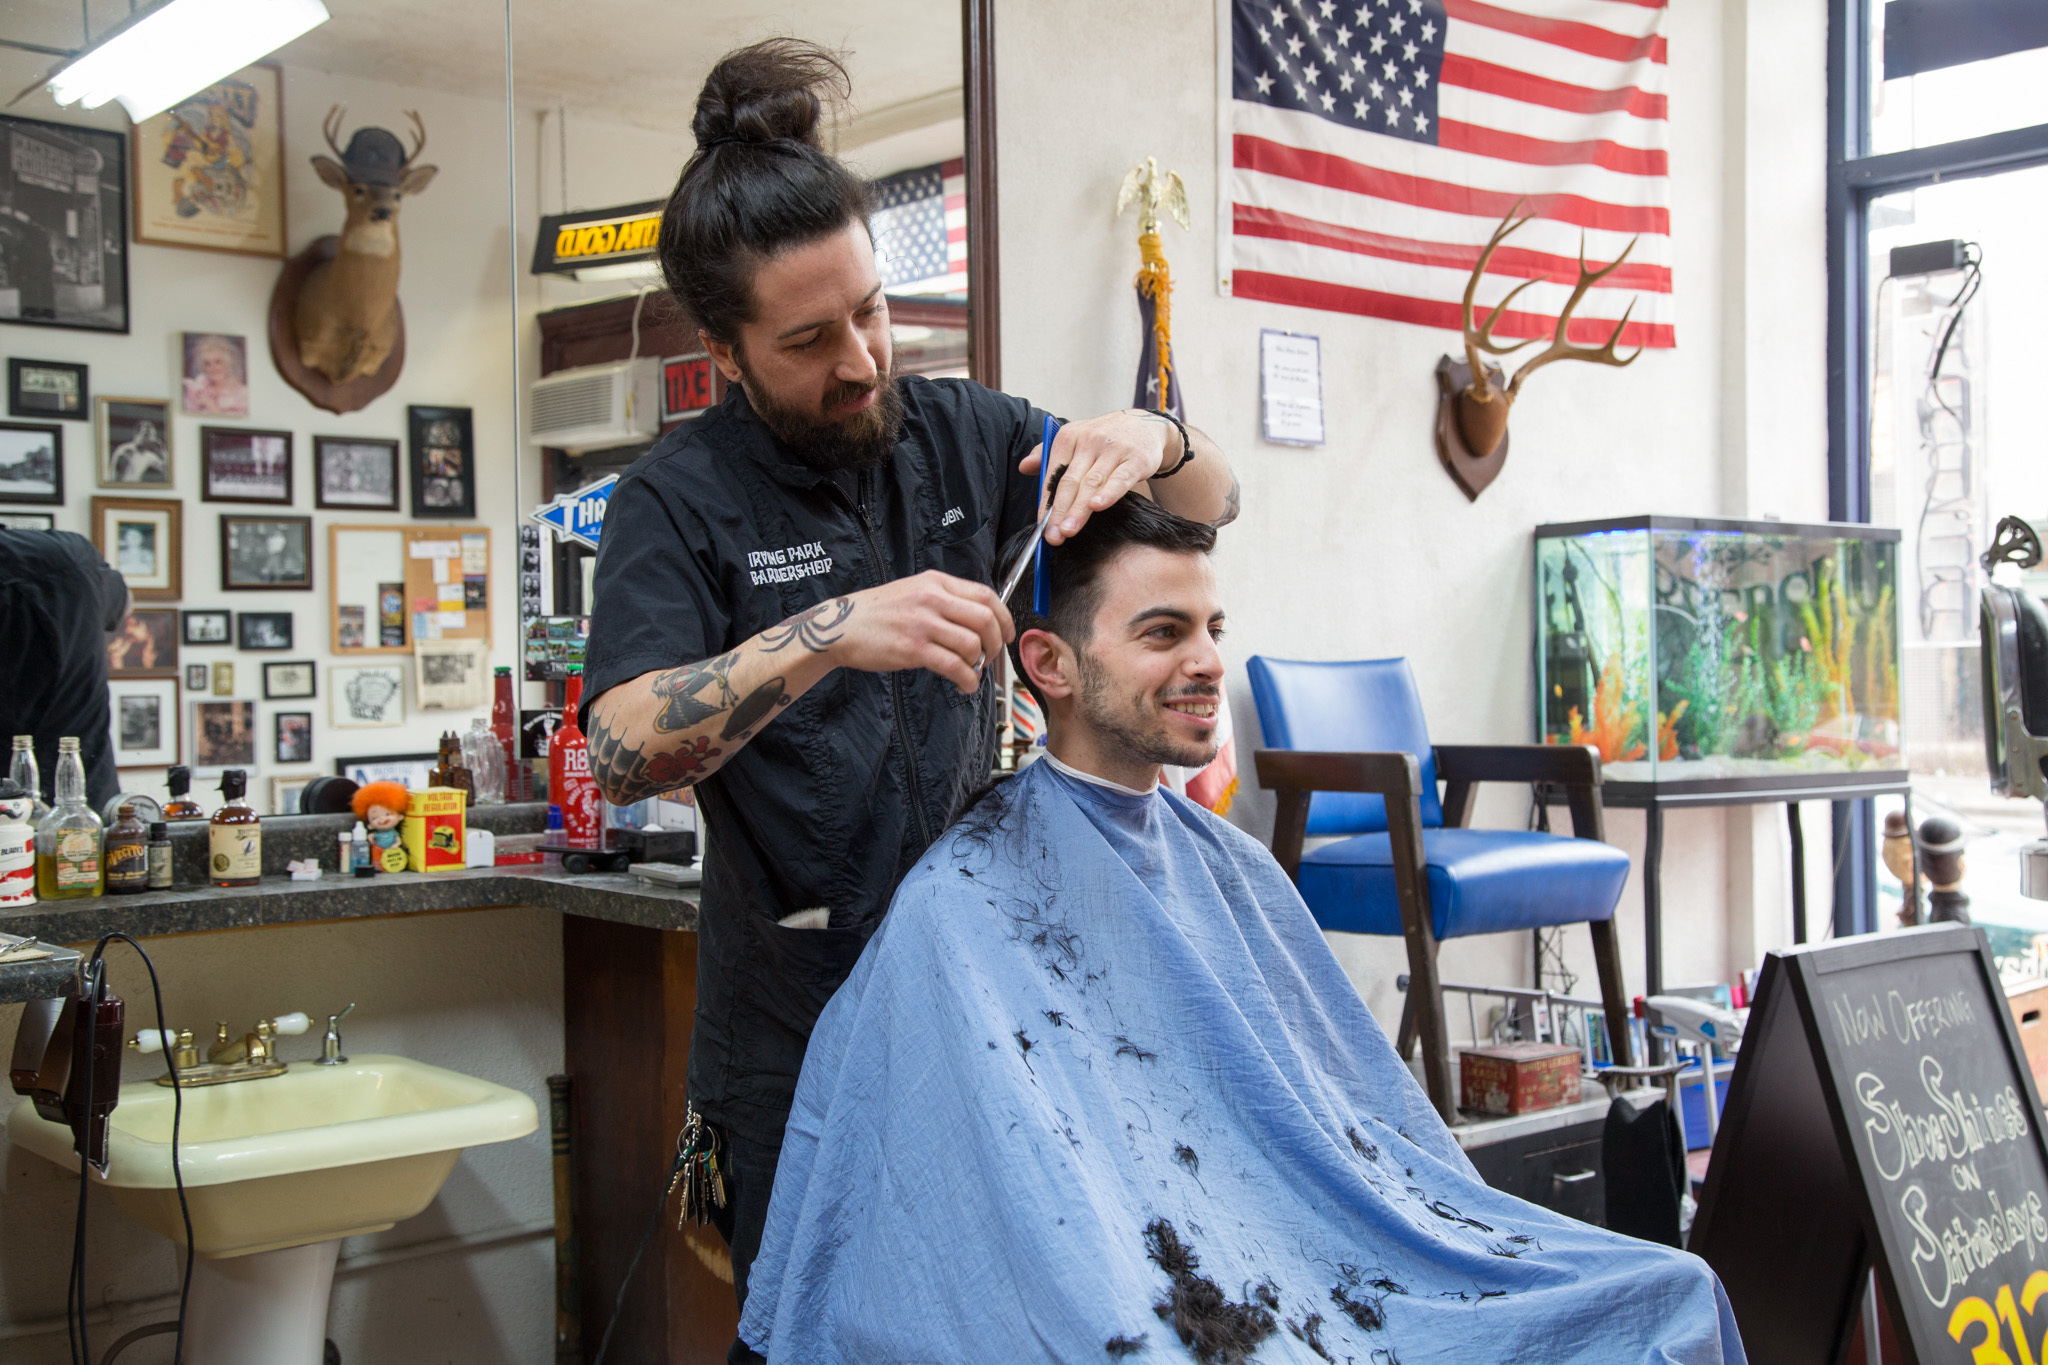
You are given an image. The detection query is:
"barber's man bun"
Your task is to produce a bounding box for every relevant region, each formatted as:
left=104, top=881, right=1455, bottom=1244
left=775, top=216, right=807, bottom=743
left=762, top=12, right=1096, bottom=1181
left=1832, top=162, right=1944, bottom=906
left=661, top=38, right=871, bottom=343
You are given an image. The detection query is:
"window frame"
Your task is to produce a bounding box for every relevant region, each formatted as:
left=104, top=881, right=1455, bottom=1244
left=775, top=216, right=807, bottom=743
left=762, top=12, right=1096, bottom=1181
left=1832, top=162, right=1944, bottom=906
left=1825, top=0, right=2048, bottom=934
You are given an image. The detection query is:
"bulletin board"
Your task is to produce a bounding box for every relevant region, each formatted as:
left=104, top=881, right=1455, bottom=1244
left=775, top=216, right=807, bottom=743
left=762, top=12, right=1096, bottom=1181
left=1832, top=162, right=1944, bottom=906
left=330, top=524, right=492, bottom=655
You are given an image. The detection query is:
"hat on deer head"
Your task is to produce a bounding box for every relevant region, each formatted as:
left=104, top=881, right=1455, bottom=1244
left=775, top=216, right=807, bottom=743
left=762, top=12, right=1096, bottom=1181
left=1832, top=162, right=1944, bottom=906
left=339, top=126, right=409, bottom=187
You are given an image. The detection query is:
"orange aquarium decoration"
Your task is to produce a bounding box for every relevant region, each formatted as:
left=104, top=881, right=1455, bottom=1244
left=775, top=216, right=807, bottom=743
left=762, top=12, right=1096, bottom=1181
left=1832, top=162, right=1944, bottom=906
left=1566, top=659, right=1647, bottom=764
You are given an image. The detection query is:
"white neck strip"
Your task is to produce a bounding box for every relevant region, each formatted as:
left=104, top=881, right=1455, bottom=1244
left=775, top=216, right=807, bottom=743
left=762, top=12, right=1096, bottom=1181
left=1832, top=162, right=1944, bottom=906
left=1043, top=751, right=1158, bottom=798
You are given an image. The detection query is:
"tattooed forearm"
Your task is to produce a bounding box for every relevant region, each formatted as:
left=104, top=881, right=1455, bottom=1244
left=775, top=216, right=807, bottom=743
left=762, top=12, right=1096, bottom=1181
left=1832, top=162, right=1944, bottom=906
left=760, top=597, right=855, bottom=654
left=1213, top=472, right=1241, bottom=527
left=589, top=703, right=725, bottom=804
left=649, top=648, right=741, bottom=733
left=718, top=676, right=791, bottom=742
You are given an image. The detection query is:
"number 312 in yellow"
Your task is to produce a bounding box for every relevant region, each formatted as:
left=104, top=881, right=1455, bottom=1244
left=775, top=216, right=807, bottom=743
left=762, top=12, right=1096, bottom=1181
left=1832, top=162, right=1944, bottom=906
left=1950, top=1273, right=2048, bottom=1365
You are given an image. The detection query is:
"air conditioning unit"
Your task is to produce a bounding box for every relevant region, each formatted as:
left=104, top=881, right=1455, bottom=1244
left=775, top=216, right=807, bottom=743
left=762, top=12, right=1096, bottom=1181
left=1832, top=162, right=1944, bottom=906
left=529, top=358, right=659, bottom=453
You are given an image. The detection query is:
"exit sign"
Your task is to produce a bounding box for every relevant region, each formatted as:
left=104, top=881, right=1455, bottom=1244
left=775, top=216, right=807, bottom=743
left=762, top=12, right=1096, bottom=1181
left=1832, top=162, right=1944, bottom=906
left=662, top=354, right=715, bottom=422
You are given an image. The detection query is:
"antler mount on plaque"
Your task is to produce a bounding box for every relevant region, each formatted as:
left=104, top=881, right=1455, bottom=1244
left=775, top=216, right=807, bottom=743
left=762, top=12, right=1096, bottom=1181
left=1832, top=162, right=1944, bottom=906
left=1434, top=200, right=1644, bottom=501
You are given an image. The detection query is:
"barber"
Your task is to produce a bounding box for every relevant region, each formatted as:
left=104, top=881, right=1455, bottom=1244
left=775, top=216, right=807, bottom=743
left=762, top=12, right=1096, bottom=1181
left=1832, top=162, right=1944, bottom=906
left=579, top=38, right=1237, bottom=1344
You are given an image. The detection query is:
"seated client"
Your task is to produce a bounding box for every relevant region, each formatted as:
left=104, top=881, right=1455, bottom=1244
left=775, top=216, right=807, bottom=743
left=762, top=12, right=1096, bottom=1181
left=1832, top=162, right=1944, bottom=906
left=740, top=492, right=1746, bottom=1364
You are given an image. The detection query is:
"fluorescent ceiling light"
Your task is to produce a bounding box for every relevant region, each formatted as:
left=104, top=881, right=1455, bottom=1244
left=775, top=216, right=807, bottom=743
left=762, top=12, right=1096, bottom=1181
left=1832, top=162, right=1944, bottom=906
left=47, top=0, right=330, bottom=122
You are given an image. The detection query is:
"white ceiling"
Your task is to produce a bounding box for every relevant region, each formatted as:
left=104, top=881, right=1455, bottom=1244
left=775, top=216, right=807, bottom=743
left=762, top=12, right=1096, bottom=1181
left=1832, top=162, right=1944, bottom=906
left=5, top=0, right=962, bottom=140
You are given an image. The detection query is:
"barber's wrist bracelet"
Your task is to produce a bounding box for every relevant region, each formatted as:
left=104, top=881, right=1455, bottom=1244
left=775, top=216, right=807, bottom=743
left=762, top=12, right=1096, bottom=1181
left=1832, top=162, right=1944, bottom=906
left=1151, top=410, right=1195, bottom=478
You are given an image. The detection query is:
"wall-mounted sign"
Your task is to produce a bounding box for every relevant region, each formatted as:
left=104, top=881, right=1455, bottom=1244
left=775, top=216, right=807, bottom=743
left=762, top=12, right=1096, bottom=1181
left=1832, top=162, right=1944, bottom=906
left=1260, top=329, right=1324, bottom=447
left=530, top=200, right=663, bottom=276
left=530, top=474, right=618, bottom=551
left=662, top=354, right=715, bottom=422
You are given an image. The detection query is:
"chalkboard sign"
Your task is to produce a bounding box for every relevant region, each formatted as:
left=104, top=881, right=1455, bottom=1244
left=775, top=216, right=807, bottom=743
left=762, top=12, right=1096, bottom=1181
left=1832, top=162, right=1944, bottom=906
left=1693, top=924, right=2048, bottom=1365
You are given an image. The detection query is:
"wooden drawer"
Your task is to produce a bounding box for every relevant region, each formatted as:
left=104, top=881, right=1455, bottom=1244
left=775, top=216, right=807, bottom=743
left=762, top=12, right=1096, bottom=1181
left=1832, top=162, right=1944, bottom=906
left=1463, top=1116, right=1607, bottom=1226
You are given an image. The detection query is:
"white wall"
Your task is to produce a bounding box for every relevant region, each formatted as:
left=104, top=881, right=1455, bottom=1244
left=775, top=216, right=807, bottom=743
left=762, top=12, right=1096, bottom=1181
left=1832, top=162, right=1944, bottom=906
left=993, top=0, right=1831, bottom=1028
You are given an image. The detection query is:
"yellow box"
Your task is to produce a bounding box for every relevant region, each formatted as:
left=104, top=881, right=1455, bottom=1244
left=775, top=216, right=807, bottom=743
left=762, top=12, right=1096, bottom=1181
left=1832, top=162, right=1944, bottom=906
left=403, top=788, right=467, bottom=874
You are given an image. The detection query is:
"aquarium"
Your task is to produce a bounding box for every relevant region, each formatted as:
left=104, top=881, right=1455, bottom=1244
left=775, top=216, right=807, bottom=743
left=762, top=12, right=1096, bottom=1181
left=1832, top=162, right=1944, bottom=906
left=1534, top=516, right=1904, bottom=788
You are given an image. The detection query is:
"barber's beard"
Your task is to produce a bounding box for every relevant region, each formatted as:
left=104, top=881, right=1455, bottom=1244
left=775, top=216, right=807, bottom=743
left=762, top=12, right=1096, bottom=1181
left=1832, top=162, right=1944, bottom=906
left=1074, top=650, right=1221, bottom=772
left=741, top=364, right=905, bottom=473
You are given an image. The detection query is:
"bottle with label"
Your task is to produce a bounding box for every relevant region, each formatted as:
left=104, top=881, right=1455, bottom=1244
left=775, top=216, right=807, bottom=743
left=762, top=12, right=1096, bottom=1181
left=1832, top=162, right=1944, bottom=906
left=10, top=736, right=49, bottom=821
left=491, top=666, right=526, bottom=801
left=35, top=737, right=102, bottom=899
left=549, top=669, right=600, bottom=849
left=351, top=821, right=373, bottom=877
left=146, top=821, right=173, bottom=890
left=105, top=804, right=149, bottom=894
left=431, top=731, right=475, bottom=800
left=0, top=777, right=35, bottom=908
left=209, top=770, right=261, bottom=887
left=162, top=765, right=205, bottom=822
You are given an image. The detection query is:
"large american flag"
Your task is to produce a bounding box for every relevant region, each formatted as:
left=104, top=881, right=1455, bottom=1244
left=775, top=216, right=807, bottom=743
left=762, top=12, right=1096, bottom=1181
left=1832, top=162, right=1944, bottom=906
left=1225, top=0, right=1673, bottom=348
left=871, top=158, right=968, bottom=297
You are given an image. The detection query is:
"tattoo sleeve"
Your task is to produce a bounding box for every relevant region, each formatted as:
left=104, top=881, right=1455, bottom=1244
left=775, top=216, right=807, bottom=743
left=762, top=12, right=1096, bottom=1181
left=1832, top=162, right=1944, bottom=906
left=759, top=597, right=855, bottom=654
left=1214, top=472, right=1242, bottom=527
left=648, top=648, right=741, bottom=733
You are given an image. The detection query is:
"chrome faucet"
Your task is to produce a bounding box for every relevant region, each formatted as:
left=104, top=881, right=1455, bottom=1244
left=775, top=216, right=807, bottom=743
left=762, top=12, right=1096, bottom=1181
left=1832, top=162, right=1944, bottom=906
left=130, top=1012, right=311, bottom=1087
left=316, top=1003, right=356, bottom=1067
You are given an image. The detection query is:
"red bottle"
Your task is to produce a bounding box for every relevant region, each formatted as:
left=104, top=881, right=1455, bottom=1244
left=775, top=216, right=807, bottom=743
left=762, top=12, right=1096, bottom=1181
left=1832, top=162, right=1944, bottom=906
left=549, top=670, right=600, bottom=849
left=492, top=666, right=526, bottom=801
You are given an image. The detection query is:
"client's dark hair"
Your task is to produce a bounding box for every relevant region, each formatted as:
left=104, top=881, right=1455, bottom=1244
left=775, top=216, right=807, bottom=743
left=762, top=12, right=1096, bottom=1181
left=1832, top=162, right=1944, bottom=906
left=1002, top=471, right=1217, bottom=708
left=658, top=39, right=872, bottom=344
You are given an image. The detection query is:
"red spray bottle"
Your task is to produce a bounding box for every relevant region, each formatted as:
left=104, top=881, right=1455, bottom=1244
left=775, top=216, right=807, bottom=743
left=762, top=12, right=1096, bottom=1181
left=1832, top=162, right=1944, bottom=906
left=549, top=669, right=600, bottom=850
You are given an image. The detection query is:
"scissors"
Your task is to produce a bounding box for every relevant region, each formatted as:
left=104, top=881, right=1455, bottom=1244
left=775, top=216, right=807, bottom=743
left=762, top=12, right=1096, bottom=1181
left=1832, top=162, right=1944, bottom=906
left=977, top=416, right=1063, bottom=674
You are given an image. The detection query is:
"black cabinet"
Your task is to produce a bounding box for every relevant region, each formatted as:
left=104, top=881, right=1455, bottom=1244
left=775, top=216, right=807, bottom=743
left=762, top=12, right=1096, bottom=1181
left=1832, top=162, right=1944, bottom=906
left=1462, top=1116, right=1607, bottom=1226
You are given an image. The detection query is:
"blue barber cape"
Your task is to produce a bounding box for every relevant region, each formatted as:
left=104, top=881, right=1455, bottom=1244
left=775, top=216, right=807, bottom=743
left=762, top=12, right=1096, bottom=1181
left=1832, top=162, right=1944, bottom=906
left=741, top=759, right=1745, bottom=1364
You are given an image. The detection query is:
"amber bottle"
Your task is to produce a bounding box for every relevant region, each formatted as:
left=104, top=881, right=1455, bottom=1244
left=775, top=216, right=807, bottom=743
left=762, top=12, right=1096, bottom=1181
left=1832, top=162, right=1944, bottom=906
left=104, top=803, right=149, bottom=894
left=162, top=765, right=205, bottom=822
left=209, top=770, right=261, bottom=887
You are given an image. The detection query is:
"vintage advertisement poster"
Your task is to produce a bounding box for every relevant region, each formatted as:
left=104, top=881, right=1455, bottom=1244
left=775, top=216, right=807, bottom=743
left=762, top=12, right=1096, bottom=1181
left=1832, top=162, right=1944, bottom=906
left=132, top=65, right=285, bottom=257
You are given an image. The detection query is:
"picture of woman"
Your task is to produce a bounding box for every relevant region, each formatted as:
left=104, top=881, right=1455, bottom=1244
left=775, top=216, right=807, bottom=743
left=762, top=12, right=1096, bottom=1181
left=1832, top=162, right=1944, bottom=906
left=181, top=332, right=250, bottom=417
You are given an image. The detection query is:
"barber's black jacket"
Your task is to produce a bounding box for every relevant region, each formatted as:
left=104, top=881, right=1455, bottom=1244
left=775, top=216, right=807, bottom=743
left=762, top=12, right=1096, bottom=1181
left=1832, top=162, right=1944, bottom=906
left=582, top=377, right=1047, bottom=1143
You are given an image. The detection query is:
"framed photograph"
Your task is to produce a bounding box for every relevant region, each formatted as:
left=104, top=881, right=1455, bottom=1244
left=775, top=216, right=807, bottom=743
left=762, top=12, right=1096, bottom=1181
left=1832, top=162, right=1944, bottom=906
left=0, top=511, right=54, bottom=530
left=191, top=698, right=256, bottom=769
left=0, top=423, right=62, bottom=504
left=220, top=515, right=312, bottom=591
left=0, top=114, right=129, bottom=333
left=408, top=406, right=474, bottom=518
left=271, top=774, right=311, bottom=816
left=273, top=711, right=313, bottom=765
left=202, top=427, right=291, bottom=503
left=185, top=663, right=208, bottom=690
left=91, top=496, right=181, bottom=600
left=97, top=397, right=172, bottom=488
left=331, top=662, right=406, bottom=728
left=182, top=333, right=251, bottom=417
left=262, top=659, right=316, bottom=700
left=9, top=359, right=87, bottom=419
left=335, top=752, right=436, bottom=788
left=132, top=66, right=286, bottom=259
left=211, top=661, right=233, bottom=696
left=237, top=611, right=292, bottom=650
left=108, top=678, right=179, bottom=769
left=314, top=436, right=401, bottom=511
left=106, top=607, right=179, bottom=678
left=182, top=609, right=231, bottom=645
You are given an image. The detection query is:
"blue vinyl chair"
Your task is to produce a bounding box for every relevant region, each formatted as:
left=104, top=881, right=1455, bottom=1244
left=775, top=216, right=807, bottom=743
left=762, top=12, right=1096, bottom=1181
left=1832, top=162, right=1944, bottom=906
left=1247, top=655, right=1634, bottom=1122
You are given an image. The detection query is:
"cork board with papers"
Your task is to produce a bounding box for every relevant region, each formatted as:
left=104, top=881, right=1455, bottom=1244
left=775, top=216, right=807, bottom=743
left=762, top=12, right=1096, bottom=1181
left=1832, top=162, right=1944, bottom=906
left=329, top=524, right=490, bottom=654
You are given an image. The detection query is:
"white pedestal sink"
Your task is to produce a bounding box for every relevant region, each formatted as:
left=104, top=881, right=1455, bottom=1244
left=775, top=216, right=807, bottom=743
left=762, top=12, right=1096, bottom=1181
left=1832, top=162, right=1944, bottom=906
left=6, top=1055, right=539, bottom=1365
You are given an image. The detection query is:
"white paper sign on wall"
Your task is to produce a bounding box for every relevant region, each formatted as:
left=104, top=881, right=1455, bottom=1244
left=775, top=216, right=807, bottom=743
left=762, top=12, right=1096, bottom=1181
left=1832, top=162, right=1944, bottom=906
left=1260, top=329, right=1324, bottom=447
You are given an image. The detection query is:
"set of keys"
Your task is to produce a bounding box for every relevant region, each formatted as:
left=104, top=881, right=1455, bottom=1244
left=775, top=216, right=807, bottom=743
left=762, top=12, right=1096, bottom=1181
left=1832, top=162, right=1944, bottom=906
left=668, top=1103, right=728, bottom=1228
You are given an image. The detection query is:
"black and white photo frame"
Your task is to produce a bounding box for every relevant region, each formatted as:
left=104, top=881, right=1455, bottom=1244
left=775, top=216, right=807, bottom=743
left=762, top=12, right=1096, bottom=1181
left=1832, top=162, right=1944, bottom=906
left=408, top=406, right=474, bottom=518
left=9, top=359, right=87, bottom=419
left=220, top=515, right=312, bottom=591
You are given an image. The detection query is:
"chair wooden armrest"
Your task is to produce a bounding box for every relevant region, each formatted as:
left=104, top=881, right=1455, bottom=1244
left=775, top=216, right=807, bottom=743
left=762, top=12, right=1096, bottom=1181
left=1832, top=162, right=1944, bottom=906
left=1432, top=743, right=1607, bottom=841
left=1253, top=749, right=1422, bottom=880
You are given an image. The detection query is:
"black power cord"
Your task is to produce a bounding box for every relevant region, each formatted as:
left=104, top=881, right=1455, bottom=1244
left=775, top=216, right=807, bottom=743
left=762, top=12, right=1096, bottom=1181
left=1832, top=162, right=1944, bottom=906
left=65, top=934, right=192, bottom=1365
left=589, top=1142, right=689, bottom=1365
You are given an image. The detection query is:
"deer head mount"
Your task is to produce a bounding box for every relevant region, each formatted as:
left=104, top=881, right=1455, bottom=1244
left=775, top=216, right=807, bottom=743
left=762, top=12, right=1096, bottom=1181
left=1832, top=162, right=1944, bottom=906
left=1432, top=200, right=1643, bottom=500
left=290, top=107, right=437, bottom=389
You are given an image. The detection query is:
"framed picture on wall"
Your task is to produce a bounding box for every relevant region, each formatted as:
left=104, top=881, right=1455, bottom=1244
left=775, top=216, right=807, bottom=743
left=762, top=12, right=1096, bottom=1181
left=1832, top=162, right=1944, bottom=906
left=182, top=609, right=230, bottom=645
left=106, top=607, right=179, bottom=678
left=262, top=659, right=316, bottom=700
left=0, top=423, right=63, bottom=504
left=270, top=775, right=311, bottom=816
left=9, top=359, right=87, bottom=418
left=108, top=678, right=180, bottom=769
left=335, top=752, right=436, bottom=787
left=408, top=406, right=474, bottom=518
left=237, top=611, right=292, bottom=650
left=314, top=436, right=401, bottom=510
left=191, top=698, right=256, bottom=770
left=131, top=66, right=286, bottom=259
left=202, top=427, right=291, bottom=503
left=0, top=511, right=54, bottom=530
left=182, top=333, right=251, bottom=417
left=211, top=661, right=233, bottom=696
left=91, top=496, right=182, bottom=600
left=273, top=711, right=313, bottom=765
left=0, top=114, right=129, bottom=334
left=331, top=663, right=406, bottom=728
left=98, top=397, right=173, bottom=488
left=185, top=663, right=208, bottom=691
left=220, top=515, right=312, bottom=590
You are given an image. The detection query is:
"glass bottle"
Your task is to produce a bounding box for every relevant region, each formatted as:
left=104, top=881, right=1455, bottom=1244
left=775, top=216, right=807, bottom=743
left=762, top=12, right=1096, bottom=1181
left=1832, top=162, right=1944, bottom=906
left=430, top=731, right=475, bottom=800
left=209, top=770, right=261, bottom=887
left=492, top=666, right=526, bottom=801
left=104, top=803, right=149, bottom=894
left=10, top=736, right=49, bottom=821
left=146, top=821, right=173, bottom=890
left=162, top=765, right=205, bottom=822
left=34, top=737, right=102, bottom=899
left=549, top=670, right=599, bottom=849
left=464, top=718, right=506, bottom=806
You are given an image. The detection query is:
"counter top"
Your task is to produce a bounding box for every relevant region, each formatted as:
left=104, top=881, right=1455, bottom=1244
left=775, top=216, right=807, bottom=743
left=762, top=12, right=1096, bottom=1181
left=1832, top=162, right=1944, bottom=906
left=0, top=866, right=698, bottom=1005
